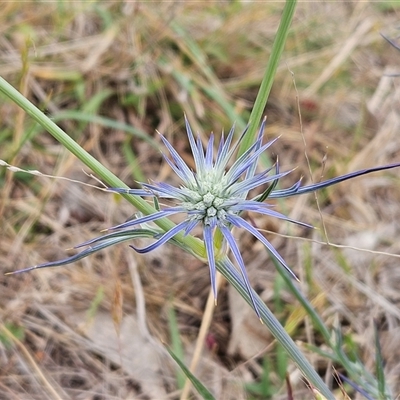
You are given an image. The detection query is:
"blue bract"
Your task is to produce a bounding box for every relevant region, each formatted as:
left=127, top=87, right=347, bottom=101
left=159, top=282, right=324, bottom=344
left=107, top=117, right=311, bottom=315
left=7, top=117, right=400, bottom=317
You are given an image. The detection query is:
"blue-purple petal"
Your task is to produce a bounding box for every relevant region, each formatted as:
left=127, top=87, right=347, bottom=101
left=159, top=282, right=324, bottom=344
left=215, top=123, right=236, bottom=170
left=204, top=225, right=218, bottom=301
left=216, top=124, right=249, bottom=172
left=225, top=214, right=299, bottom=281
left=185, top=116, right=205, bottom=173
left=184, top=219, right=199, bottom=235
left=130, top=219, right=190, bottom=253
left=219, top=225, right=260, bottom=318
left=159, top=133, right=194, bottom=183
left=229, top=169, right=293, bottom=196
left=107, top=187, right=151, bottom=197
left=269, top=162, right=400, bottom=199
left=108, top=207, right=185, bottom=230
left=228, top=200, right=313, bottom=229
left=141, top=182, right=189, bottom=200
left=228, top=135, right=279, bottom=184
left=162, top=153, right=192, bottom=183
left=205, top=133, right=214, bottom=168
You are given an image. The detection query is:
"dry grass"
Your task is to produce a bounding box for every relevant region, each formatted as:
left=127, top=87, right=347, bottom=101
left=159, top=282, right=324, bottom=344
left=1, top=1, right=400, bottom=399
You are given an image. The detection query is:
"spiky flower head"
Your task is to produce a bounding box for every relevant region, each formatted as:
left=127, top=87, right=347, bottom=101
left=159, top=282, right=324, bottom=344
left=7, top=117, right=400, bottom=317
left=105, top=117, right=312, bottom=315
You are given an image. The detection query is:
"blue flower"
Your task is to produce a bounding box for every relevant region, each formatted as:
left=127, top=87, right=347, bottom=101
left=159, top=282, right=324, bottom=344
left=106, top=117, right=312, bottom=315
left=7, top=117, right=400, bottom=317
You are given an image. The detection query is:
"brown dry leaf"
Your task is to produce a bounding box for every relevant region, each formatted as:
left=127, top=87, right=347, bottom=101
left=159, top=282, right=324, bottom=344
left=68, top=311, right=169, bottom=399
left=227, top=285, right=272, bottom=359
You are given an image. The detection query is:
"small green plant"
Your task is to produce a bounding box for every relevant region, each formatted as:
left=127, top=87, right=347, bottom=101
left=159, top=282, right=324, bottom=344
left=0, top=323, right=25, bottom=349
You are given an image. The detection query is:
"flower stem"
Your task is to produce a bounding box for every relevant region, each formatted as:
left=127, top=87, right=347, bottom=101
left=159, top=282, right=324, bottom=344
left=238, top=0, right=297, bottom=158
left=218, top=257, right=335, bottom=399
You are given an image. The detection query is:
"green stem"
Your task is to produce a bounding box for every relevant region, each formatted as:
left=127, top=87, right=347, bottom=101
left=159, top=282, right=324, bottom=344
left=0, top=75, right=204, bottom=257
left=237, top=0, right=297, bottom=158
left=271, top=255, right=333, bottom=346
left=218, top=257, right=334, bottom=400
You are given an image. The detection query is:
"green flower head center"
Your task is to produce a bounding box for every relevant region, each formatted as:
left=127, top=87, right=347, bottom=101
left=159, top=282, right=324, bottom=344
left=182, top=171, right=233, bottom=225
left=189, top=191, right=225, bottom=211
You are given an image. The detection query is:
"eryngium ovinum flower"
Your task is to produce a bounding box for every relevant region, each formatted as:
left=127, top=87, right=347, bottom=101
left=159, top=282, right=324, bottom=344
left=8, top=117, right=400, bottom=317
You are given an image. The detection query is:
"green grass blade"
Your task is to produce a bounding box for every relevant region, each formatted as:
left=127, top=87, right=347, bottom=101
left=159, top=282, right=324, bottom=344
left=165, top=345, right=216, bottom=400
left=167, top=305, right=186, bottom=390
left=238, top=0, right=297, bottom=157
left=52, top=111, right=160, bottom=149
left=269, top=251, right=333, bottom=345
left=374, top=321, right=389, bottom=399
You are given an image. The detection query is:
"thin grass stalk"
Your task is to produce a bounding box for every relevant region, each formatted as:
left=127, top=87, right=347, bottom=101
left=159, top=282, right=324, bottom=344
left=237, top=0, right=297, bottom=158
left=270, top=254, right=333, bottom=345
left=217, top=257, right=334, bottom=400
